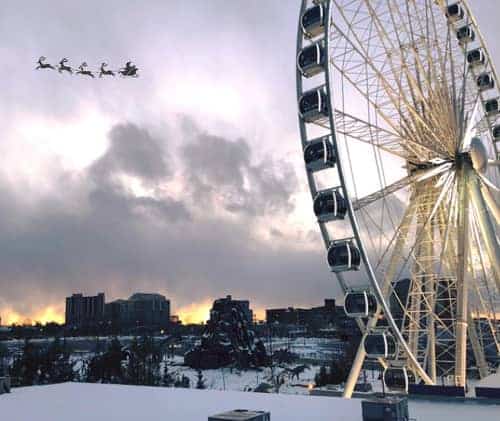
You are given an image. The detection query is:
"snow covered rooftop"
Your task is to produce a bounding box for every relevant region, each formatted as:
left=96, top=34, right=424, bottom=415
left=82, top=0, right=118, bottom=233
left=1, top=383, right=499, bottom=421
left=476, top=369, right=500, bottom=389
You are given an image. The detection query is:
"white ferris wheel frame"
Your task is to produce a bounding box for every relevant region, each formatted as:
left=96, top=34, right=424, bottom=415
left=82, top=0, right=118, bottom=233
left=296, top=0, right=500, bottom=398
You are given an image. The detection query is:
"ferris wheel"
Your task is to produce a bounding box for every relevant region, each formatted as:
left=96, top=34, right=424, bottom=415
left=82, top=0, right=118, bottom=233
left=296, top=0, right=500, bottom=398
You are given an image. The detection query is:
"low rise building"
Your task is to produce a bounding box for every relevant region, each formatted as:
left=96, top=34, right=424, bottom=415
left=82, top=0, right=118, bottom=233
left=266, top=299, right=336, bottom=329
left=105, top=293, right=170, bottom=330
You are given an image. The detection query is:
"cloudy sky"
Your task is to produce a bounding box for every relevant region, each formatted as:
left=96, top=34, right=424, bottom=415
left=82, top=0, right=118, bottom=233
left=0, top=0, right=498, bottom=324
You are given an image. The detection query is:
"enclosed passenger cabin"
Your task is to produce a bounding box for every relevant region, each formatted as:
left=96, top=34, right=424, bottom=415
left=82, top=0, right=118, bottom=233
left=363, top=331, right=397, bottom=359
left=344, top=290, right=378, bottom=318
left=485, top=98, right=500, bottom=116
left=383, top=367, right=409, bottom=393
left=304, top=136, right=336, bottom=172
left=493, top=125, right=500, bottom=141
left=446, top=3, right=465, bottom=23
left=327, top=240, right=361, bottom=272
left=467, top=49, right=486, bottom=67
left=456, top=26, right=475, bottom=44
left=301, top=4, right=326, bottom=38
left=477, top=73, right=495, bottom=91
left=313, top=188, right=347, bottom=222
left=297, top=43, right=325, bottom=78
left=299, top=88, right=329, bottom=123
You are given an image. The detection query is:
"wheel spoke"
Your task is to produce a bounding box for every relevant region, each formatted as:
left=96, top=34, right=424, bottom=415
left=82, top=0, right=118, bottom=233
left=334, top=109, right=409, bottom=159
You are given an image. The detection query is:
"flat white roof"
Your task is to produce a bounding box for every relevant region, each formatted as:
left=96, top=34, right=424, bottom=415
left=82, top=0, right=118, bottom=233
left=476, top=369, right=500, bottom=389
left=1, top=383, right=499, bottom=421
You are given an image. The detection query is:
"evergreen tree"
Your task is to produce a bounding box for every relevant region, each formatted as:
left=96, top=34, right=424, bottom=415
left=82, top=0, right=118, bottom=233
left=314, top=360, right=348, bottom=387
left=174, top=374, right=190, bottom=388
left=124, top=336, right=162, bottom=386
left=329, top=359, right=348, bottom=385
left=11, top=340, right=41, bottom=386
left=85, top=337, right=127, bottom=384
left=39, top=337, right=75, bottom=384
left=105, top=338, right=127, bottom=383
left=196, top=369, right=206, bottom=389
left=0, top=342, right=10, bottom=376
left=161, top=364, right=174, bottom=387
left=314, top=365, right=328, bottom=387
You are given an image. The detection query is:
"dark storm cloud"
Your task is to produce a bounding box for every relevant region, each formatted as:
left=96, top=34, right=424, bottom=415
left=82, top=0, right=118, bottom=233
left=181, top=128, right=297, bottom=216
left=0, top=119, right=332, bottom=316
left=91, top=123, right=171, bottom=182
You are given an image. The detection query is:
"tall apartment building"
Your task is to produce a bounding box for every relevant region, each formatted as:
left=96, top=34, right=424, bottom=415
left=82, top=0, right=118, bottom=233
left=65, top=293, right=105, bottom=327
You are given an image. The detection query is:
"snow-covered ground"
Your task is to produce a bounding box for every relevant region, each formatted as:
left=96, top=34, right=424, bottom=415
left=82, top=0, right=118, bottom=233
left=165, top=356, right=319, bottom=394
left=1, top=383, right=499, bottom=421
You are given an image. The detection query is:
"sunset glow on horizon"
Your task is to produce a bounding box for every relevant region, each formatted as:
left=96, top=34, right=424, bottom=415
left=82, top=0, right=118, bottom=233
left=1, top=305, right=64, bottom=326
left=1, top=300, right=267, bottom=327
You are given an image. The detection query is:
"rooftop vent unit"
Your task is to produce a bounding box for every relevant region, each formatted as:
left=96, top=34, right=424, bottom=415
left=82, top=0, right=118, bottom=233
left=361, top=397, right=409, bottom=421
left=209, top=409, right=271, bottom=421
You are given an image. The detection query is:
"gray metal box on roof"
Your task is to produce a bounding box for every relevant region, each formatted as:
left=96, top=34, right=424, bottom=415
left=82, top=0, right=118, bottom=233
left=208, top=409, right=270, bottom=421
left=361, top=397, right=409, bottom=421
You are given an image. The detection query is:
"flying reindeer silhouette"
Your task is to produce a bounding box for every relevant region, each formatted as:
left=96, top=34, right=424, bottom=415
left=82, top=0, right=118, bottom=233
left=99, top=62, right=115, bottom=77
left=58, top=58, right=73, bottom=74
left=76, top=62, right=95, bottom=78
left=35, top=56, right=55, bottom=70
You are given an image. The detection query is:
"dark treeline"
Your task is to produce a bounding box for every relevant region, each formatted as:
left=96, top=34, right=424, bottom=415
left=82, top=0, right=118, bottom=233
left=1, top=336, right=194, bottom=389
left=0, top=322, right=203, bottom=341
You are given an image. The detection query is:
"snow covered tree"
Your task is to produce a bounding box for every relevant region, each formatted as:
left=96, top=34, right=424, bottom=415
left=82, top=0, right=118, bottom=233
left=161, top=363, right=174, bottom=387
left=0, top=342, right=10, bottom=376
left=11, top=340, right=41, bottom=386
left=124, top=336, right=162, bottom=386
left=85, top=337, right=127, bottom=383
left=314, top=365, right=328, bottom=387
left=39, top=337, right=75, bottom=384
left=195, top=369, right=206, bottom=389
left=185, top=298, right=268, bottom=369
left=174, top=374, right=190, bottom=388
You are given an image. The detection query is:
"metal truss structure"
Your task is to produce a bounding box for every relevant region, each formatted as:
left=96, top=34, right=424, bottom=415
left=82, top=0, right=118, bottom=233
left=296, top=0, right=500, bottom=398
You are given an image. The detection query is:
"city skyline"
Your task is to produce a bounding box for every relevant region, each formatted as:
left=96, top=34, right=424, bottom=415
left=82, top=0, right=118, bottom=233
left=1, top=290, right=341, bottom=326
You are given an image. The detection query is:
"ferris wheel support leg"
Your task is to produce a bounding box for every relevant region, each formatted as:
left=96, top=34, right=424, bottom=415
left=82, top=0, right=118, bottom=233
left=343, top=339, right=367, bottom=398
left=455, top=167, right=470, bottom=388
left=467, top=311, right=490, bottom=379
left=480, top=181, right=500, bottom=227
left=468, top=173, right=500, bottom=293
left=344, top=192, right=427, bottom=398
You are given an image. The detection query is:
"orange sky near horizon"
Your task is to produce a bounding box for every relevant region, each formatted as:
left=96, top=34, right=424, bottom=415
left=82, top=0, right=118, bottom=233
left=1, top=302, right=497, bottom=327
left=1, top=306, right=65, bottom=326
left=0, top=300, right=267, bottom=326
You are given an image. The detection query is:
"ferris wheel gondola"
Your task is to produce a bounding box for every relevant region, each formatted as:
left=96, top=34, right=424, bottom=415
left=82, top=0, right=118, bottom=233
left=303, top=136, right=336, bottom=172
left=296, top=0, right=500, bottom=398
left=477, top=73, right=495, bottom=91
left=364, top=331, right=398, bottom=360
left=298, top=88, right=329, bottom=123
left=383, top=367, right=410, bottom=394
left=300, top=3, right=326, bottom=39
left=297, top=43, right=326, bottom=78
left=343, top=290, right=378, bottom=318
left=313, top=188, right=347, bottom=222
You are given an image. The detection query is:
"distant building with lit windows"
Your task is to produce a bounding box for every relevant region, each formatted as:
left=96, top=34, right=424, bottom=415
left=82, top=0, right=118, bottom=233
left=65, top=293, right=105, bottom=327
left=104, top=293, right=170, bottom=329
